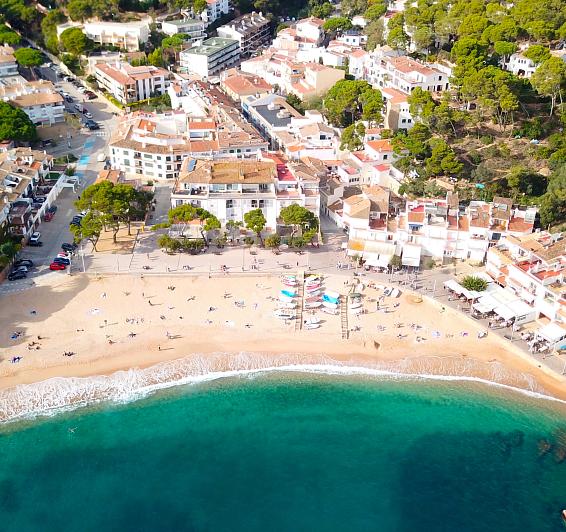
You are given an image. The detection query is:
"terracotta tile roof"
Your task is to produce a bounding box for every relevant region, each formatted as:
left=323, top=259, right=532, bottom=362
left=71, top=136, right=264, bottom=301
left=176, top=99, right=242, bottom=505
left=508, top=217, right=534, bottom=233
left=178, top=159, right=277, bottom=184
left=366, top=139, right=392, bottom=152
left=223, top=73, right=272, bottom=96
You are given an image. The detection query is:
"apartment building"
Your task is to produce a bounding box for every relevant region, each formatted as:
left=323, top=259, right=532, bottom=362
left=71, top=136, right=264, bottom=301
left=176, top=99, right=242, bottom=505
left=179, top=38, right=240, bottom=79
left=0, top=45, right=18, bottom=78
left=161, top=18, right=206, bottom=41
left=95, top=62, right=169, bottom=105
left=217, top=12, right=270, bottom=58
left=349, top=47, right=450, bottom=94
left=57, top=20, right=150, bottom=52
left=0, top=80, right=64, bottom=126
left=202, top=0, right=231, bottom=24
left=109, top=109, right=267, bottom=181
left=171, top=155, right=323, bottom=228
left=486, top=232, right=566, bottom=325
left=290, top=63, right=345, bottom=99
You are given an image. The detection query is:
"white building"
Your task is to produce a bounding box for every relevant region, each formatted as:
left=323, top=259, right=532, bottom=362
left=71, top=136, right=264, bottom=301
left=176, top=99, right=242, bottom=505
left=486, top=232, right=566, bottom=325
left=161, top=18, right=206, bottom=42
left=217, top=12, right=270, bottom=58
left=94, top=62, right=169, bottom=105
left=171, top=156, right=323, bottom=228
left=502, top=53, right=538, bottom=78
left=0, top=45, right=18, bottom=78
left=381, top=87, right=413, bottom=130
left=0, top=80, right=64, bottom=126
left=349, top=47, right=450, bottom=94
left=57, top=19, right=151, bottom=52
left=202, top=0, right=231, bottom=24
left=179, top=38, right=240, bottom=79
left=109, top=108, right=267, bottom=181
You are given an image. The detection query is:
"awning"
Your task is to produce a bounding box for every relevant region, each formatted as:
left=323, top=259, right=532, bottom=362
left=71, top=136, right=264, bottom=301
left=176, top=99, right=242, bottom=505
left=475, top=294, right=498, bottom=312
left=363, top=241, right=396, bottom=256
left=473, top=301, right=494, bottom=314
left=363, top=252, right=380, bottom=265
left=536, top=322, right=566, bottom=343
left=402, top=244, right=421, bottom=267
left=376, top=254, right=392, bottom=267
left=444, top=279, right=463, bottom=294
left=494, top=305, right=515, bottom=321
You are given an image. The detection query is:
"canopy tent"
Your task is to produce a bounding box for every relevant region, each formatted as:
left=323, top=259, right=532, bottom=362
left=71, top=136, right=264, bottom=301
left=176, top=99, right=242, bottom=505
left=444, top=279, right=464, bottom=294
left=493, top=305, right=515, bottom=321
left=401, top=244, right=421, bottom=267
left=474, top=294, right=498, bottom=313
left=536, top=322, right=566, bottom=344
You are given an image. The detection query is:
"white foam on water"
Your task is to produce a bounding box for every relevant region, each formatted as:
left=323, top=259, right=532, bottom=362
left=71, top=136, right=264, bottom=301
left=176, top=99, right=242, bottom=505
left=1, top=352, right=564, bottom=423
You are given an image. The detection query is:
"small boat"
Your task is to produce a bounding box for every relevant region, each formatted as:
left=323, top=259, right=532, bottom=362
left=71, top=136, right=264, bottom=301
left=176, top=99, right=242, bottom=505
left=349, top=301, right=362, bottom=309
left=562, top=509, right=566, bottom=522
left=304, top=322, right=320, bottom=330
left=305, top=289, right=320, bottom=297
left=305, top=317, right=320, bottom=325
left=281, top=289, right=297, bottom=298
left=322, top=307, right=338, bottom=315
left=322, top=301, right=339, bottom=310
left=274, top=310, right=294, bottom=319
left=305, top=285, right=321, bottom=292
left=278, top=301, right=297, bottom=309
left=305, top=301, right=322, bottom=309
left=282, top=280, right=298, bottom=287
left=350, top=307, right=364, bottom=315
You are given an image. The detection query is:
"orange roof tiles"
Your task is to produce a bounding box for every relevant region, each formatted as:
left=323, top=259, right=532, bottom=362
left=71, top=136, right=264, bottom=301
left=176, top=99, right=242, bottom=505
left=366, top=139, right=392, bottom=152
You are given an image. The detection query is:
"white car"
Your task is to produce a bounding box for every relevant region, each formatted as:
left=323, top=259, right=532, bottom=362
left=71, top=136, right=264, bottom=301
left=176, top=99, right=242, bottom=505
left=84, top=111, right=93, bottom=119
left=77, top=86, right=87, bottom=93
left=29, top=232, right=41, bottom=243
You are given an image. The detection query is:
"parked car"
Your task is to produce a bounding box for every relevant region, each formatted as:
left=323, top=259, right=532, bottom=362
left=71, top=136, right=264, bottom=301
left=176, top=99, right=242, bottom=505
left=62, top=242, right=78, bottom=252
left=44, top=211, right=54, bottom=222
left=84, top=91, right=96, bottom=100
left=57, top=252, right=71, bottom=259
left=29, top=232, right=41, bottom=243
left=49, top=262, right=66, bottom=271
left=33, top=196, right=46, bottom=204
left=14, top=259, right=34, bottom=268
left=65, top=95, right=74, bottom=103
left=8, top=270, right=27, bottom=280
left=13, top=265, right=28, bottom=273
left=77, top=86, right=87, bottom=93
left=84, top=111, right=93, bottom=119
left=28, top=240, right=43, bottom=247
left=53, top=257, right=70, bottom=265
left=47, top=205, right=58, bottom=214
left=84, top=120, right=99, bottom=130
left=64, top=75, right=74, bottom=82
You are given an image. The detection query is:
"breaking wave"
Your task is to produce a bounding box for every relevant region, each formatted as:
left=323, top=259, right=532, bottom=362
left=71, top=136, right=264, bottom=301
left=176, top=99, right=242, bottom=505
left=1, top=352, right=564, bottom=423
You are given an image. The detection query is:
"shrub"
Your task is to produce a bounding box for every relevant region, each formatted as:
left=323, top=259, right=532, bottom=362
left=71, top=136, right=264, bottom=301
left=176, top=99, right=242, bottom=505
left=460, top=275, right=488, bottom=292
left=468, top=150, right=482, bottom=165
left=480, top=135, right=493, bottom=145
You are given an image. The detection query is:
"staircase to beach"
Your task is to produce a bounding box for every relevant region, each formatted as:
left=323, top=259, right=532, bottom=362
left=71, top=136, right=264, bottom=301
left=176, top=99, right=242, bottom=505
left=295, top=270, right=304, bottom=331
left=340, top=296, right=349, bottom=339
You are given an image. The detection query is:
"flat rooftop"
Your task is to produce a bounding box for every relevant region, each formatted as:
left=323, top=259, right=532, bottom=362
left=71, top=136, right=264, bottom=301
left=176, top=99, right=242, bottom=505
left=183, top=38, right=238, bottom=57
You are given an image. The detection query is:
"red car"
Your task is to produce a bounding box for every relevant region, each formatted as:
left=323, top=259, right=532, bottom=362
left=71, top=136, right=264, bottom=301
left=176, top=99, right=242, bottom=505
left=44, top=212, right=54, bottom=222
left=49, top=262, right=66, bottom=270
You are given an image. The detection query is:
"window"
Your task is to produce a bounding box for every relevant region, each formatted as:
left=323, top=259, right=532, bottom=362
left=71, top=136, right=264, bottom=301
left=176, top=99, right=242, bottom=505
left=401, top=118, right=406, bottom=123
left=383, top=155, right=388, bottom=160
left=226, top=199, right=234, bottom=208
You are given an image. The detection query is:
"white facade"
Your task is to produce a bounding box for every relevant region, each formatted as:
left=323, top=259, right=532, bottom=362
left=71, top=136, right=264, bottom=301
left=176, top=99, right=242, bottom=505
left=179, top=38, right=240, bottom=79
left=217, top=12, right=270, bottom=58
left=0, top=46, right=18, bottom=78
left=349, top=47, right=450, bottom=95
left=58, top=20, right=150, bottom=52
left=94, top=62, right=169, bottom=104
left=202, top=0, right=231, bottom=24
left=503, top=53, right=538, bottom=78
left=161, top=18, right=206, bottom=41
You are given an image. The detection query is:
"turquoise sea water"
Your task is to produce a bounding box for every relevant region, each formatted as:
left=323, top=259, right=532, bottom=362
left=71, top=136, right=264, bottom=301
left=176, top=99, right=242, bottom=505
left=1, top=373, right=566, bottom=532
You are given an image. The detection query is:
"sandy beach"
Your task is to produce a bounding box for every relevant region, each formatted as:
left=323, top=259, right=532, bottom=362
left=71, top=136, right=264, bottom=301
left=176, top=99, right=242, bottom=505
left=1, top=272, right=565, bottom=419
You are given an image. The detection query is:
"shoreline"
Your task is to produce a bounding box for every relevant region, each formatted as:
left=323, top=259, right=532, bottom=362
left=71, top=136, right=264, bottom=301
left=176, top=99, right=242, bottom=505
left=1, top=273, right=565, bottom=421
